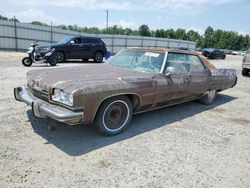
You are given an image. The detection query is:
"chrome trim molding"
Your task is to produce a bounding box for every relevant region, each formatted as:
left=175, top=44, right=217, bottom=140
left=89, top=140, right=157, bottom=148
left=160, top=51, right=168, bottom=73
left=14, top=86, right=83, bottom=125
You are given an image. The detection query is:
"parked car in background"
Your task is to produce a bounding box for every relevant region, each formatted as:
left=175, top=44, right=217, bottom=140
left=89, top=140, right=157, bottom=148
left=240, top=51, right=246, bottom=56
left=14, top=48, right=237, bottom=136
left=202, top=48, right=226, bottom=59
left=232, top=51, right=239, bottom=55
left=242, top=48, right=250, bottom=76
left=38, top=36, right=107, bottom=63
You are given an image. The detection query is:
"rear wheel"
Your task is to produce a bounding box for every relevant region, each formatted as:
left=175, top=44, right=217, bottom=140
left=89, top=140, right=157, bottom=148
left=94, top=96, right=132, bottom=136
left=203, top=51, right=210, bottom=57
left=22, top=57, right=32, bottom=67
left=55, top=51, right=65, bottom=63
left=94, top=51, right=103, bottom=63
left=199, top=90, right=217, bottom=105
left=242, top=68, right=249, bottom=76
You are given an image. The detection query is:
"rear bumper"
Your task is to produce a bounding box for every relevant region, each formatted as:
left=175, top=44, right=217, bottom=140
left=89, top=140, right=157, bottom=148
left=14, top=86, right=84, bottom=125
left=242, top=63, right=250, bottom=69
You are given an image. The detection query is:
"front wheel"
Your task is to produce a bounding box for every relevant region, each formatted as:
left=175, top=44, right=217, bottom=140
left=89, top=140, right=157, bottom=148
left=94, top=96, right=133, bottom=136
left=48, top=56, right=57, bottom=66
left=94, top=51, right=103, bottom=63
left=55, top=51, right=65, bottom=63
left=199, top=90, right=217, bottom=105
left=22, top=57, right=33, bottom=67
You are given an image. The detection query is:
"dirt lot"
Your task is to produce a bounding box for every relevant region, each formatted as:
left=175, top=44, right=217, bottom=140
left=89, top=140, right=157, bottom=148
left=0, top=52, right=249, bottom=188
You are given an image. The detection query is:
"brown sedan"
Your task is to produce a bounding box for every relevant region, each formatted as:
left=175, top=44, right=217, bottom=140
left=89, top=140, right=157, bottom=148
left=14, top=48, right=237, bottom=136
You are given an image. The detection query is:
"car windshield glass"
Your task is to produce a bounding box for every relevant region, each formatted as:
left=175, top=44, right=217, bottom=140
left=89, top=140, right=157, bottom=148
left=57, top=37, right=74, bottom=44
left=106, top=49, right=165, bottom=73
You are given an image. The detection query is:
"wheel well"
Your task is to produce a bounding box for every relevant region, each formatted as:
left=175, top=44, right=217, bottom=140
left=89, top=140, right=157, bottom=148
left=95, top=50, right=104, bottom=56
left=56, top=50, right=66, bottom=58
left=126, top=94, right=141, bottom=111
left=93, top=94, right=141, bottom=121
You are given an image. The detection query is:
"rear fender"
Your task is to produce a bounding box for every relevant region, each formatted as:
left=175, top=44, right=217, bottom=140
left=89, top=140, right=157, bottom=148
left=210, top=69, right=237, bottom=90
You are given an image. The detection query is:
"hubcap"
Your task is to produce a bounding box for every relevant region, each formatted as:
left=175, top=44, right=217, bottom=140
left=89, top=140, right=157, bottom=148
left=96, top=53, right=102, bottom=62
left=25, top=59, right=31, bottom=65
left=56, top=53, right=64, bottom=62
left=208, top=90, right=216, bottom=99
left=103, top=100, right=129, bottom=132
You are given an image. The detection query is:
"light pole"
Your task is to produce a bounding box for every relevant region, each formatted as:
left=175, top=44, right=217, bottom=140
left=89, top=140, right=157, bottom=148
left=106, top=10, right=109, bottom=30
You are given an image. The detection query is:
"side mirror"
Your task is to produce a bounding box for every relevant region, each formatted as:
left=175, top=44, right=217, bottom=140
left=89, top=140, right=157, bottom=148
left=69, top=40, right=75, bottom=45
left=164, top=67, right=175, bottom=77
left=165, top=72, right=171, bottom=77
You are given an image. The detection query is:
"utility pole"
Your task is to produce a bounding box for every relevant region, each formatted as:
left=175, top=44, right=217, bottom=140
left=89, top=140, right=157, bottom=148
left=106, top=10, right=109, bottom=30
left=13, top=16, right=18, bottom=51
left=50, top=21, right=53, bottom=44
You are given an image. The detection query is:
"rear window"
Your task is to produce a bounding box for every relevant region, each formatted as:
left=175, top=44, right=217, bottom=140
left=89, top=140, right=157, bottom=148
left=82, top=38, right=101, bottom=44
left=166, top=53, right=205, bottom=74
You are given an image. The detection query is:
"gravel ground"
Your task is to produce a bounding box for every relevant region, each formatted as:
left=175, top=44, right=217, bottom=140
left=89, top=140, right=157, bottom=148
left=0, top=52, right=249, bottom=188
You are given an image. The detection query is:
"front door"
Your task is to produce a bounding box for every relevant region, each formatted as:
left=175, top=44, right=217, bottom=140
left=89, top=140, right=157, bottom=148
left=187, top=54, right=210, bottom=96
left=153, top=52, right=191, bottom=107
left=66, top=37, right=82, bottom=59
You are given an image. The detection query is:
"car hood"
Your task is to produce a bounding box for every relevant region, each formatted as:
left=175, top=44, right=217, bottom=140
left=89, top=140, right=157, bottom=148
left=27, top=64, right=154, bottom=94
left=39, top=43, right=63, bottom=49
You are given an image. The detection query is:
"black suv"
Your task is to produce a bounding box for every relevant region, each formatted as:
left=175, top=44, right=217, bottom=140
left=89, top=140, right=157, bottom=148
left=39, top=36, right=107, bottom=63
left=202, top=48, right=226, bottom=59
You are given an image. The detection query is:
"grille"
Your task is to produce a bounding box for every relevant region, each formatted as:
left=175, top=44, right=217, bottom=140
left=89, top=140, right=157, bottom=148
left=29, top=86, right=49, bottom=101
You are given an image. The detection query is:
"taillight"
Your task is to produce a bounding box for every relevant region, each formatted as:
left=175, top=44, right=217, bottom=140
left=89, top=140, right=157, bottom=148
left=243, top=55, right=246, bottom=63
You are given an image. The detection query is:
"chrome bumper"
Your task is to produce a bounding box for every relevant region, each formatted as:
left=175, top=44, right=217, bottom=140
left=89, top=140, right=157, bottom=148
left=242, top=63, right=250, bottom=69
left=14, top=86, right=84, bottom=125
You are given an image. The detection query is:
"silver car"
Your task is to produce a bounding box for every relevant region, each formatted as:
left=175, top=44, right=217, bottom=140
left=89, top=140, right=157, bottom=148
left=242, top=48, right=250, bottom=76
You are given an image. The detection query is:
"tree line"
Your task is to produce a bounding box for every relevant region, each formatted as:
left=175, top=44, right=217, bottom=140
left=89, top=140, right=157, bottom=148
left=0, top=15, right=249, bottom=51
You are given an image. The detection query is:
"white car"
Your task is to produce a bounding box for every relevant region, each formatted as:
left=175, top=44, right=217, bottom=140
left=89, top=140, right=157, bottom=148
left=242, top=48, right=250, bottom=76
left=232, top=51, right=239, bottom=55
left=240, top=52, right=246, bottom=56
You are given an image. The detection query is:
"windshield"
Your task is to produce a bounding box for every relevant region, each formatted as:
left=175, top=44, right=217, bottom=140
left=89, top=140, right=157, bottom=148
left=106, top=49, right=165, bottom=73
left=57, top=36, right=74, bottom=44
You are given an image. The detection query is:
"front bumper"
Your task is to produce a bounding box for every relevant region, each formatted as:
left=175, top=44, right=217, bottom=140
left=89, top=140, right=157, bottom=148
left=14, top=86, right=84, bottom=125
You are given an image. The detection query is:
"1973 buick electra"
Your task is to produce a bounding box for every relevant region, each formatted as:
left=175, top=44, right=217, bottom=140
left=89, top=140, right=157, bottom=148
left=14, top=48, right=237, bottom=136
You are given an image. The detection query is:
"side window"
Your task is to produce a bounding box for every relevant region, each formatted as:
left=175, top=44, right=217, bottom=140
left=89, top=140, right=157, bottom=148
left=165, top=53, right=189, bottom=74
left=187, top=55, right=205, bottom=72
left=81, top=38, right=90, bottom=43
left=73, top=37, right=81, bottom=44
left=91, top=39, right=100, bottom=44
left=82, top=38, right=100, bottom=44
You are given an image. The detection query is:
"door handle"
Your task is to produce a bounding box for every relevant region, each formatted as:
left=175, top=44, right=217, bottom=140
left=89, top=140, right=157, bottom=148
left=183, top=77, right=190, bottom=83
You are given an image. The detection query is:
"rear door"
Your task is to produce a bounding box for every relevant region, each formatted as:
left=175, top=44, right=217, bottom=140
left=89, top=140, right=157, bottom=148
left=80, top=38, right=96, bottom=58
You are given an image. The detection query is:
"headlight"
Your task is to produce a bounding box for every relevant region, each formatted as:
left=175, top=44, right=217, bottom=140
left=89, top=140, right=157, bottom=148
left=52, top=89, right=73, bottom=106
left=243, top=56, right=246, bottom=63
left=44, top=46, right=51, bottom=51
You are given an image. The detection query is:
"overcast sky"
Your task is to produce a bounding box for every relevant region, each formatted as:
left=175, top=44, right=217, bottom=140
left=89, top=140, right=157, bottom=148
left=1, top=0, right=250, bottom=34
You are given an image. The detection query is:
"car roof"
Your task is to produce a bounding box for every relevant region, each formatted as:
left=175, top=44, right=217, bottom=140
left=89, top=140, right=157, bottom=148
left=127, top=47, right=199, bottom=56
left=74, top=35, right=100, bottom=39
left=126, top=47, right=216, bottom=70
